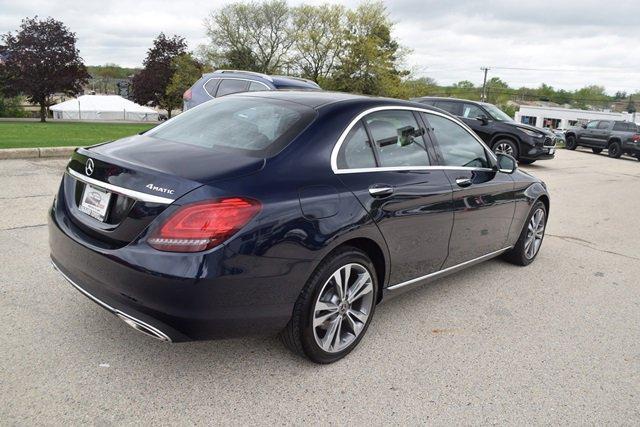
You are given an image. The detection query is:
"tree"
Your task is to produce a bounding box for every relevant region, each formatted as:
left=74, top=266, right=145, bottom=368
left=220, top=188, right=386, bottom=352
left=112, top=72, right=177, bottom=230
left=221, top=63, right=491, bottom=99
left=1, top=17, right=89, bottom=122
left=203, top=0, right=294, bottom=73
left=485, top=77, right=509, bottom=104
left=165, top=53, right=203, bottom=113
left=401, top=77, right=437, bottom=98
left=573, top=85, right=608, bottom=109
left=291, top=4, right=346, bottom=83
left=132, top=33, right=187, bottom=118
left=329, top=1, right=409, bottom=97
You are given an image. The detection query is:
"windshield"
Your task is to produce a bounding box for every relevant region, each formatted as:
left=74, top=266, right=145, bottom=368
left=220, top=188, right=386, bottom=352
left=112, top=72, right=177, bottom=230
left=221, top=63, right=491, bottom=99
left=482, top=103, right=514, bottom=122
left=146, top=96, right=316, bottom=157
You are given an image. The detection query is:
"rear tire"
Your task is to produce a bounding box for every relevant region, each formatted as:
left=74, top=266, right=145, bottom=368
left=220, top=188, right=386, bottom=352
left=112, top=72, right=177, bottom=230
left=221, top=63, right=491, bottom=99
left=280, top=247, right=378, bottom=364
left=608, top=141, right=622, bottom=158
left=565, top=135, right=578, bottom=150
left=503, top=201, right=547, bottom=266
left=592, top=148, right=602, bottom=154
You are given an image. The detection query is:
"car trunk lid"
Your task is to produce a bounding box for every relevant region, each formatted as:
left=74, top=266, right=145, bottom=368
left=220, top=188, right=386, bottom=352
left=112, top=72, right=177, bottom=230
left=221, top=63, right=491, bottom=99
left=60, top=135, right=265, bottom=247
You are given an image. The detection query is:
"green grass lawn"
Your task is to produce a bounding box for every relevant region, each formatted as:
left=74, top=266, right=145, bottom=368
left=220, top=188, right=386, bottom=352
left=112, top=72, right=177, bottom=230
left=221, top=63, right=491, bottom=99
left=0, top=121, right=157, bottom=149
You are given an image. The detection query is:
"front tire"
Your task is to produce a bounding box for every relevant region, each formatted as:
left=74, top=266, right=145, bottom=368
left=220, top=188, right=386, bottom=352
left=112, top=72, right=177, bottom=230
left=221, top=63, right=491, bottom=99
left=281, top=247, right=378, bottom=364
left=592, top=148, right=603, bottom=154
left=608, top=141, right=622, bottom=158
left=503, top=201, right=547, bottom=266
left=493, top=139, right=519, bottom=159
left=565, top=135, right=578, bottom=150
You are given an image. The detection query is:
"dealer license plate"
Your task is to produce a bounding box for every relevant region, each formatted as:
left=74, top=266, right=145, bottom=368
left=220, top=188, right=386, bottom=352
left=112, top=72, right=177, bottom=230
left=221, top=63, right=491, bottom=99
left=548, top=148, right=555, bottom=155
left=78, top=184, right=112, bottom=222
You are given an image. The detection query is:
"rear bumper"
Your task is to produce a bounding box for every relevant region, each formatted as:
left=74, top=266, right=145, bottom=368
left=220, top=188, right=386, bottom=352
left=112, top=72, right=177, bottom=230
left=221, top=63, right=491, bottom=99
left=51, top=259, right=178, bottom=342
left=49, top=205, right=301, bottom=342
left=623, top=143, right=640, bottom=156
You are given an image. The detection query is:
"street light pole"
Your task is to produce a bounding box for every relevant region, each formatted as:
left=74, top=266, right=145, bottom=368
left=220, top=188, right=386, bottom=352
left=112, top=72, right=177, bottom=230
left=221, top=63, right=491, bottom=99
left=481, top=67, right=490, bottom=102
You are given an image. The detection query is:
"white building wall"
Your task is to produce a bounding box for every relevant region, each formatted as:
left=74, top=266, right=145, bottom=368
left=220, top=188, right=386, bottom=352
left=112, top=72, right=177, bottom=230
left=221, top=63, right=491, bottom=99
left=514, top=106, right=638, bottom=130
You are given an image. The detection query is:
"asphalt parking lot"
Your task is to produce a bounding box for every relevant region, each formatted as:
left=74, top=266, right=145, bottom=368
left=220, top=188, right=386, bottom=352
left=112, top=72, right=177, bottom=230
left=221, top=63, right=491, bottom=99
left=1, top=148, right=639, bottom=424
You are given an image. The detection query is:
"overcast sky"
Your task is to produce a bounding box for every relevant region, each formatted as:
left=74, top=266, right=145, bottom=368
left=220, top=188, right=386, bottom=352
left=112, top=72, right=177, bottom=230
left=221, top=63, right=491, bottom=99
left=1, top=0, right=639, bottom=93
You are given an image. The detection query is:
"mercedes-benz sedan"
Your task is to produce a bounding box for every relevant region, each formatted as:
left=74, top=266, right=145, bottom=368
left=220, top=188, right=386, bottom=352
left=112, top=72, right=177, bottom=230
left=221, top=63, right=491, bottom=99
left=49, top=91, right=550, bottom=363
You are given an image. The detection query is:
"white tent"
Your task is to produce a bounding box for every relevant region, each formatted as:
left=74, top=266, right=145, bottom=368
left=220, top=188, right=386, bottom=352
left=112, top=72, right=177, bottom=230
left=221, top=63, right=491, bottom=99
left=50, top=95, right=159, bottom=122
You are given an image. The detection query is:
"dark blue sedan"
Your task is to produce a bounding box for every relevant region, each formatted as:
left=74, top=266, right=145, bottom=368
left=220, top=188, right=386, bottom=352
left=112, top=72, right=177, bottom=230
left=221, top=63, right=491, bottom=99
left=49, top=91, right=549, bottom=363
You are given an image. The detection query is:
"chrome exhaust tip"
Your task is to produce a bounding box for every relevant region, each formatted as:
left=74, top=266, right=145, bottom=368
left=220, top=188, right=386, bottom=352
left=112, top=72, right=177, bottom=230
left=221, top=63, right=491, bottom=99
left=51, top=259, right=172, bottom=343
left=115, top=312, right=172, bottom=342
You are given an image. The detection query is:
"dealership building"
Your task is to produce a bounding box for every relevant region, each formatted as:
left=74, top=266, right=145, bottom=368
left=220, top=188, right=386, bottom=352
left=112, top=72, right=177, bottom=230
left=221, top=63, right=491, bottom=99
left=514, top=105, right=638, bottom=130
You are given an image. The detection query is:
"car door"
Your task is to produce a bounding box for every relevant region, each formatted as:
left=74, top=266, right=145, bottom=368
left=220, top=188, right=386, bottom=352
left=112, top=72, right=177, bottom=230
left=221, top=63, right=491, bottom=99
left=579, top=120, right=599, bottom=145
left=421, top=111, right=516, bottom=267
left=334, top=108, right=454, bottom=286
left=593, top=121, right=612, bottom=148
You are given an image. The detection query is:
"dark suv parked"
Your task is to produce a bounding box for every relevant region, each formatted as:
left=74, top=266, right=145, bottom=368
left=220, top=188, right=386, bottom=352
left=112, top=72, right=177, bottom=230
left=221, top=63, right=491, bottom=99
left=412, top=97, right=557, bottom=164
left=183, top=70, right=321, bottom=110
left=565, top=120, right=640, bottom=160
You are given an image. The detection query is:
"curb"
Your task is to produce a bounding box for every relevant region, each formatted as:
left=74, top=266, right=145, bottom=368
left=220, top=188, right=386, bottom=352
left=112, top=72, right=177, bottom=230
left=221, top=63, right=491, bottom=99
left=0, top=146, right=77, bottom=160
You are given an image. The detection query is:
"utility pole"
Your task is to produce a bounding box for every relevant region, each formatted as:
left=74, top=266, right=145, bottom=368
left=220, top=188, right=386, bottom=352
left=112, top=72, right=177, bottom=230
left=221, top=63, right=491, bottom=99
left=480, top=67, right=490, bottom=102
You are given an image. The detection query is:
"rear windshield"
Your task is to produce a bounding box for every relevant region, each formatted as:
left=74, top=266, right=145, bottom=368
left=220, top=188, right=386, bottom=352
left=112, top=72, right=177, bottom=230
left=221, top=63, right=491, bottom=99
left=146, top=97, right=316, bottom=157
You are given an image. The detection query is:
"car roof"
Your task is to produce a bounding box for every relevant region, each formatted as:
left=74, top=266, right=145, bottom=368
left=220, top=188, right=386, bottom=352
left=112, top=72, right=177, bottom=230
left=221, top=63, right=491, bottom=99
left=233, top=90, right=448, bottom=112
left=413, top=96, right=481, bottom=104
left=201, top=70, right=320, bottom=89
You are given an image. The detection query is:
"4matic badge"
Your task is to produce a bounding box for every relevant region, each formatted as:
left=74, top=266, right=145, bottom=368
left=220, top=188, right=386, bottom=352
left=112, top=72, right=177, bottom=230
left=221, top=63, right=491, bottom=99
left=146, top=184, right=175, bottom=195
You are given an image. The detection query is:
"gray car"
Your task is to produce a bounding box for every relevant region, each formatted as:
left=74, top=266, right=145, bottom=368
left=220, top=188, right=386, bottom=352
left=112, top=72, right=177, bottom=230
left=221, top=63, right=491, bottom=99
left=183, top=70, right=321, bottom=110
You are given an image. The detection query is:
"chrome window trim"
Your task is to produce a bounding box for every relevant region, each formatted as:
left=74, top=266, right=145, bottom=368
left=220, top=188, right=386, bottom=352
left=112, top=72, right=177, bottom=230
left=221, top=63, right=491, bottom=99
left=330, top=105, right=498, bottom=174
left=66, top=168, right=175, bottom=205
left=203, top=77, right=270, bottom=98
left=387, top=246, right=513, bottom=291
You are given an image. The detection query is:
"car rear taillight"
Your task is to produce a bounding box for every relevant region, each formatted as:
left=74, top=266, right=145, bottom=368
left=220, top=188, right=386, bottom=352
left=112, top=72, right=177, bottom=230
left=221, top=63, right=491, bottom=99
left=148, top=198, right=260, bottom=252
left=183, top=88, right=192, bottom=101
left=633, top=134, right=640, bottom=142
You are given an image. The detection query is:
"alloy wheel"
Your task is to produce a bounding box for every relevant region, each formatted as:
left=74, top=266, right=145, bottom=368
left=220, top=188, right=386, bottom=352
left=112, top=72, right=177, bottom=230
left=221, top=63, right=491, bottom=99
left=312, top=263, right=374, bottom=353
left=524, top=208, right=545, bottom=259
left=494, top=142, right=514, bottom=156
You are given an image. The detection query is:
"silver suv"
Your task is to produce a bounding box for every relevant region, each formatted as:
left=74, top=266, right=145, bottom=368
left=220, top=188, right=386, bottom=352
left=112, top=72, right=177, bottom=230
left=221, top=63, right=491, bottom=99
left=183, top=70, right=321, bottom=110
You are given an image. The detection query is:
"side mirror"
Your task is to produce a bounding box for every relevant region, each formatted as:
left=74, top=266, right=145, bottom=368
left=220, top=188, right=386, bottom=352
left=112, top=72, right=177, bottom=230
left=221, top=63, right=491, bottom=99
left=496, top=153, right=517, bottom=174
left=581, top=124, right=587, bottom=129
left=476, top=115, right=489, bottom=125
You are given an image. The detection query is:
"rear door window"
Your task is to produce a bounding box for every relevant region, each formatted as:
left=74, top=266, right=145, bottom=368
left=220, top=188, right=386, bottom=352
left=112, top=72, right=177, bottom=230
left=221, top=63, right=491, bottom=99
left=435, top=101, right=462, bottom=116
left=363, top=110, right=430, bottom=167
left=216, top=79, right=249, bottom=97
left=248, top=81, right=269, bottom=92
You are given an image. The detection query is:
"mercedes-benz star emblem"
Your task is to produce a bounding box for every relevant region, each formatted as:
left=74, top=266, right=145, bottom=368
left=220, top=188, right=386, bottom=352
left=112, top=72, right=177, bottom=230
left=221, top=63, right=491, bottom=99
left=85, top=158, right=95, bottom=176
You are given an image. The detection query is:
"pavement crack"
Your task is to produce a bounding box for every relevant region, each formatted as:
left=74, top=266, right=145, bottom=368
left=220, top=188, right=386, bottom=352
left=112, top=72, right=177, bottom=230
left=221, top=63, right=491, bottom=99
left=547, top=233, right=640, bottom=261
left=0, top=194, right=51, bottom=200
left=0, top=223, right=47, bottom=231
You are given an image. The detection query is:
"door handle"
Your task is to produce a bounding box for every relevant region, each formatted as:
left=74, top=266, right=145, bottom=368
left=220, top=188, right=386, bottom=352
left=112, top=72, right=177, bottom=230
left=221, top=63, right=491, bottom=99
left=455, top=177, right=472, bottom=188
left=368, top=185, right=394, bottom=197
